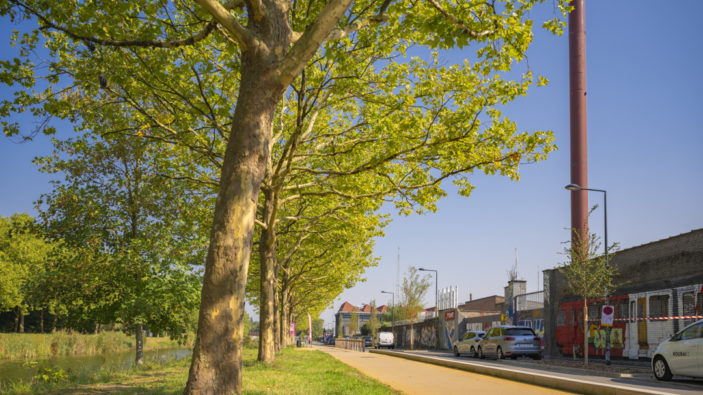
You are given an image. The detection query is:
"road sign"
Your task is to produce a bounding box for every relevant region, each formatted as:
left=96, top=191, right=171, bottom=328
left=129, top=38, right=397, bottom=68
left=601, top=305, right=614, bottom=326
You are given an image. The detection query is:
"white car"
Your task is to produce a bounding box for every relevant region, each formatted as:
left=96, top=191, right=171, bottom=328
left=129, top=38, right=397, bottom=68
left=651, top=319, right=703, bottom=381
left=376, top=331, right=395, bottom=349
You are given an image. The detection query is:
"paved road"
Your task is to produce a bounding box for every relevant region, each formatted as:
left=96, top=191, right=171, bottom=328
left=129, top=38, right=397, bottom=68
left=316, top=345, right=571, bottom=394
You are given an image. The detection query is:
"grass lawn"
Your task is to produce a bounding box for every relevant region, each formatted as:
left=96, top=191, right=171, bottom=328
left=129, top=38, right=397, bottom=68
left=2, top=346, right=399, bottom=394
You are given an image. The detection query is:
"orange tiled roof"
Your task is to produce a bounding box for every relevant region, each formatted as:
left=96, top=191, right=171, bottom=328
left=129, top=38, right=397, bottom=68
left=339, top=301, right=386, bottom=313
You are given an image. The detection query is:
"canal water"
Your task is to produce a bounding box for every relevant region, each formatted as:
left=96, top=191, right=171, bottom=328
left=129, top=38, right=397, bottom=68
left=0, top=348, right=192, bottom=384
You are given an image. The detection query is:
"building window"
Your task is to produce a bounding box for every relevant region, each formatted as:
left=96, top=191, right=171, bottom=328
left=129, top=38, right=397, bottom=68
left=649, top=295, right=669, bottom=318
left=588, top=303, right=602, bottom=321
left=616, top=299, right=628, bottom=320
left=557, top=311, right=566, bottom=326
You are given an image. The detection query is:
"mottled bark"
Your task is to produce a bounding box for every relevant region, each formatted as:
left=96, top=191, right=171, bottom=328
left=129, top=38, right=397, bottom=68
left=19, top=311, right=24, bottom=333
left=274, top=284, right=281, bottom=352
left=135, top=324, right=144, bottom=365
left=258, top=188, right=277, bottom=362
left=184, top=0, right=354, bottom=392
left=184, top=63, right=285, bottom=394
left=280, top=273, right=293, bottom=347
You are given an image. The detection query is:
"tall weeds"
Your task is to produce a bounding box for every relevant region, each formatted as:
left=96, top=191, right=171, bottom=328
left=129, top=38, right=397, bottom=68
left=0, top=331, right=188, bottom=360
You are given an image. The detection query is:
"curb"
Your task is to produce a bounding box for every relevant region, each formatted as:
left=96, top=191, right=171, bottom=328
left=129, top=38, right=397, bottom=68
left=369, top=349, right=670, bottom=395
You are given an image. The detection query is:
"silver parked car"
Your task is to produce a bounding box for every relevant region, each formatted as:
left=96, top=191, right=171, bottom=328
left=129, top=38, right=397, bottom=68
left=453, top=331, right=486, bottom=357
left=477, top=326, right=542, bottom=360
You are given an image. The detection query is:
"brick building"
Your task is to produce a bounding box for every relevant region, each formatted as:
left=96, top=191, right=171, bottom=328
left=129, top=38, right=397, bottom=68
left=334, top=301, right=387, bottom=337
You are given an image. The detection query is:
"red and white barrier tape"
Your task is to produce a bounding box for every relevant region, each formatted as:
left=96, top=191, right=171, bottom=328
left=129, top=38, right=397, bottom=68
left=585, top=315, right=703, bottom=323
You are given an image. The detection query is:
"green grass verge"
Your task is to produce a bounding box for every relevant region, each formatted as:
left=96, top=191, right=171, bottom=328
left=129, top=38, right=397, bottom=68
left=1, top=346, right=399, bottom=394
left=0, top=331, right=192, bottom=360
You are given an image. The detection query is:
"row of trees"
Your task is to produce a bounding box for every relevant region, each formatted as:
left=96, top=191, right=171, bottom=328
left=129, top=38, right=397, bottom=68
left=1, top=0, right=572, bottom=392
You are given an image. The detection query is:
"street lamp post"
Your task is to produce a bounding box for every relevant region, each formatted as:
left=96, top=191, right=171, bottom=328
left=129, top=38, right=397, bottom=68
left=565, top=183, right=611, bottom=364
left=418, top=267, right=438, bottom=349
left=381, top=290, right=394, bottom=336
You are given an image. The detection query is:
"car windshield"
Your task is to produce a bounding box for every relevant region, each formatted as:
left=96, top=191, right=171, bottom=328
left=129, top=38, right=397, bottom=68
left=506, top=328, right=535, bottom=336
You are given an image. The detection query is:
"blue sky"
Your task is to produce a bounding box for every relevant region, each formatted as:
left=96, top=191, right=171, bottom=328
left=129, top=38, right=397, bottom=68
left=1, top=1, right=702, bottom=329
left=318, top=0, right=703, bottom=327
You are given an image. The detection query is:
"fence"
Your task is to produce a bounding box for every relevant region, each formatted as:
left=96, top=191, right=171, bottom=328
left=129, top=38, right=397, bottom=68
left=514, top=290, right=544, bottom=311
left=334, top=338, right=364, bottom=351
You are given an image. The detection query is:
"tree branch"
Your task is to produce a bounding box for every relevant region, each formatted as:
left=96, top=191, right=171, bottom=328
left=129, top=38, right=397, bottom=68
left=276, top=0, right=354, bottom=86
left=194, top=0, right=254, bottom=51
left=11, top=0, right=220, bottom=49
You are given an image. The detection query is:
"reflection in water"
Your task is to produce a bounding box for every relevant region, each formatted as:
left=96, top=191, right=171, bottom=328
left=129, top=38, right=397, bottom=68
left=0, top=348, right=192, bottom=384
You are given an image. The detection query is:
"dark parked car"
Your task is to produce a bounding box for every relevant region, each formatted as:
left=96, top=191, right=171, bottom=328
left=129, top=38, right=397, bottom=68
left=477, top=326, right=542, bottom=360
left=363, top=335, right=373, bottom=347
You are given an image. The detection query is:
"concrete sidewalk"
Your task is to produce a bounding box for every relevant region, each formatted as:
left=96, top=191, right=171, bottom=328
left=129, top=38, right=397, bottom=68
left=315, top=345, right=570, bottom=394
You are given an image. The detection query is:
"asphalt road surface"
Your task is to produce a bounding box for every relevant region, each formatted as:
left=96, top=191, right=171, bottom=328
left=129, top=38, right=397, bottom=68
left=316, top=345, right=571, bottom=394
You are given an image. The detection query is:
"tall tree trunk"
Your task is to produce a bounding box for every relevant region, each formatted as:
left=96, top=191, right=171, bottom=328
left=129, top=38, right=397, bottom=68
left=14, top=307, right=19, bottom=333
left=274, top=280, right=281, bottom=353
left=288, top=295, right=295, bottom=347
left=184, top=64, right=285, bottom=394
left=40, top=309, right=44, bottom=333
left=583, top=298, right=588, bottom=367
left=183, top=0, right=353, bottom=390
left=51, top=313, right=57, bottom=333
left=280, top=287, right=290, bottom=347
left=135, top=324, right=144, bottom=365
left=258, top=188, right=278, bottom=362
left=410, top=325, right=414, bottom=350
left=19, top=311, right=25, bottom=333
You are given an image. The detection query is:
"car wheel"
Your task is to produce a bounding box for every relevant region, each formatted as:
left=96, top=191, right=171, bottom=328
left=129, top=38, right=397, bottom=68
left=478, top=347, right=485, bottom=359
left=454, top=346, right=460, bottom=357
left=653, top=356, right=672, bottom=381
left=497, top=347, right=505, bottom=360
left=470, top=346, right=477, bottom=358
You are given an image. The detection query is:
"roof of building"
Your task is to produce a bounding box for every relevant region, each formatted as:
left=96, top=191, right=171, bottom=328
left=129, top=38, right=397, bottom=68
left=337, top=301, right=388, bottom=314
left=457, top=295, right=505, bottom=312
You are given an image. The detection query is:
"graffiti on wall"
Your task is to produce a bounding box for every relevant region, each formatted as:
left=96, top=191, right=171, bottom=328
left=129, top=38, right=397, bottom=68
left=398, top=320, right=436, bottom=348
left=588, top=325, right=624, bottom=349
left=442, top=309, right=457, bottom=350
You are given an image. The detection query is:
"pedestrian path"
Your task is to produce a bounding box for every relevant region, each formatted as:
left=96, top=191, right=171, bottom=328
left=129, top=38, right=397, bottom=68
left=368, top=348, right=703, bottom=395
left=315, top=345, right=571, bottom=394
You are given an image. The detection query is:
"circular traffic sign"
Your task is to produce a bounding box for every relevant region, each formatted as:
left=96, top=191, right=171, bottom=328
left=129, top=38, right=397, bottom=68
left=602, top=305, right=614, bottom=315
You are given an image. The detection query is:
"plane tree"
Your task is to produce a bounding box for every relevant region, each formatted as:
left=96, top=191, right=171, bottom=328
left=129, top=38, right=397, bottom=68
left=0, top=0, right=570, bottom=391
left=249, top=28, right=562, bottom=360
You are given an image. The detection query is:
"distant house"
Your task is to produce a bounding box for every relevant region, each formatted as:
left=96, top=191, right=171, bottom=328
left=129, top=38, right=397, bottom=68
left=334, top=302, right=387, bottom=337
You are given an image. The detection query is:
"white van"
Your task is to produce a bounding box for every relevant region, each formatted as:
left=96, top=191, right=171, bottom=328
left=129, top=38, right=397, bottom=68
left=376, top=332, right=395, bottom=349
